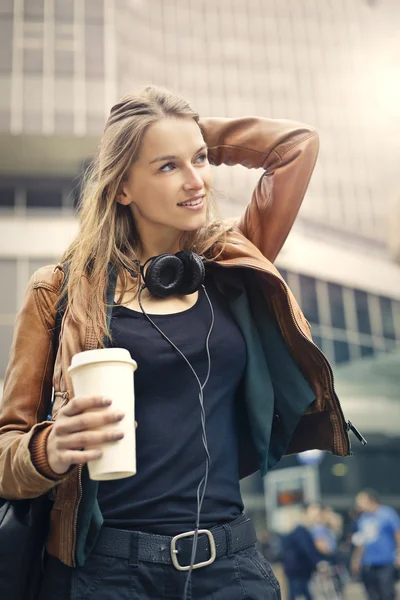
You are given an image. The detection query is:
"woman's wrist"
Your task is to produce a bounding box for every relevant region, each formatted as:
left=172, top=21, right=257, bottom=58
left=29, top=422, right=69, bottom=480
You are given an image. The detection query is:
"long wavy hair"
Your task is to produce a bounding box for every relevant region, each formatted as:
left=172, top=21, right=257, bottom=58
left=61, top=85, right=233, bottom=345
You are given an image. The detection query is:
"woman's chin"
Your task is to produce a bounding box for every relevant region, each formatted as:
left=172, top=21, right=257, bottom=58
left=180, top=213, right=208, bottom=232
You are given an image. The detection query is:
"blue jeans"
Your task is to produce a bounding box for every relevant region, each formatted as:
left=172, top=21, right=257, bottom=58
left=362, top=565, right=396, bottom=600
left=287, top=576, right=313, bottom=600
left=38, top=544, right=281, bottom=599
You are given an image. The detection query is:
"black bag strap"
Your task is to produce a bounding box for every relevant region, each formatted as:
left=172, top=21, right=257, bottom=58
left=104, top=262, right=117, bottom=347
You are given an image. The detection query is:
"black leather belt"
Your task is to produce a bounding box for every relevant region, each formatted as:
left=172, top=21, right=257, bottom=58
left=93, top=513, right=257, bottom=571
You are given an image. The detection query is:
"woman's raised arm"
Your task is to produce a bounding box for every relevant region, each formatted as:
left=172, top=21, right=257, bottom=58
left=199, top=116, right=319, bottom=263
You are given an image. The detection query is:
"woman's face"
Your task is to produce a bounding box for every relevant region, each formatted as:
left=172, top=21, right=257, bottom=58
left=118, top=117, right=212, bottom=245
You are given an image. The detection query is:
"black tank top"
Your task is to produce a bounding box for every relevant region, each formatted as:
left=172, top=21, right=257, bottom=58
left=97, top=275, right=247, bottom=535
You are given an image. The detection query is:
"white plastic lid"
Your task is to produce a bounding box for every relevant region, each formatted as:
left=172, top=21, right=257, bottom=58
left=68, top=348, right=137, bottom=372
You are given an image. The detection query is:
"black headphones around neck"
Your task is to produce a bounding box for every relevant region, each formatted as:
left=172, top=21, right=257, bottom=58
left=127, top=251, right=206, bottom=298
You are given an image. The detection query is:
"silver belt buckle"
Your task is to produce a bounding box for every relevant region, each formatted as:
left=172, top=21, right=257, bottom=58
left=170, top=529, right=216, bottom=571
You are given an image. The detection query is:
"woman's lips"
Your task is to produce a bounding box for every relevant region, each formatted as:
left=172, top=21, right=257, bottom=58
left=177, top=195, right=205, bottom=210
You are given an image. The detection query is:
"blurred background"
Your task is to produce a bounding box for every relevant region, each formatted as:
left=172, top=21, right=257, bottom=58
left=0, top=0, right=399, bottom=597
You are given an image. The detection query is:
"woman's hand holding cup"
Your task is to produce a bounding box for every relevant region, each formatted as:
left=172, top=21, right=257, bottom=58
left=46, top=396, right=125, bottom=475
left=64, top=348, right=137, bottom=480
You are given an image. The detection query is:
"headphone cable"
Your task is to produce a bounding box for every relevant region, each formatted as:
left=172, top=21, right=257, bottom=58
left=138, top=284, right=214, bottom=599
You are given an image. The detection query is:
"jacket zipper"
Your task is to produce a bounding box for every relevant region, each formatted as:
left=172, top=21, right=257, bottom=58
left=281, top=287, right=354, bottom=455
left=283, top=301, right=367, bottom=452
left=217, top=258, right=366, bottom=454
left=71, top=464, right=83, bottom=567
left=54, top=389, right=82, bottom=567
left=308, top=342, right=353, bottom=455
left=347, top=421, right=367, bottom=446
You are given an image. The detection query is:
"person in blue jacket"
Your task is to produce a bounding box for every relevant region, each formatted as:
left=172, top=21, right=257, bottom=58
left=352, top=489, right=400, bottom=600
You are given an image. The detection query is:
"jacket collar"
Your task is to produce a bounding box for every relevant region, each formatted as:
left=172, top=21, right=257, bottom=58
left=212, top=230, right=285, bottom=283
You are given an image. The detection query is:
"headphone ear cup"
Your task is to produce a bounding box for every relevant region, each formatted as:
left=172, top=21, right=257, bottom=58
left=143, top=254, right=184, bottom=298
left=175, top=251, right=205, bottom=295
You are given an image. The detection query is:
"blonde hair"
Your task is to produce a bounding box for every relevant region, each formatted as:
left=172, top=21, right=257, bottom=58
left=61, top=85, right=232, bottom=345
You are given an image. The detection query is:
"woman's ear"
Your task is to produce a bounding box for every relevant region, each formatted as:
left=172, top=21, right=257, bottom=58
left=116, top=182, right=132, bottom=206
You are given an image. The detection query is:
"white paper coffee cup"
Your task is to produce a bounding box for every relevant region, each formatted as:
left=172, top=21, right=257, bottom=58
left=68, top=348, right=137, bottom=481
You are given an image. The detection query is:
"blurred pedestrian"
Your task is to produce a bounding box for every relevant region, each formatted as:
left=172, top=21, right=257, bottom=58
left=309, top=504, right=336, bottom=556
left=310, top=506, right=347, bottom=598
left=258, top=529, right=284, bottom=564
left=282, top=506, right=322, bottom=600
left=351, top=489, right=400, bottom=600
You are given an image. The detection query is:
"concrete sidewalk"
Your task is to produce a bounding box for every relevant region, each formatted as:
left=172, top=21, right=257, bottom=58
left=344, top=582, right=368, bottom=599
left=344, top=581, right=400, bottom=599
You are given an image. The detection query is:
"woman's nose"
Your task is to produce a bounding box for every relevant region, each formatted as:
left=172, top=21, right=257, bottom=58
left=183, top=167, right=204, bottom=191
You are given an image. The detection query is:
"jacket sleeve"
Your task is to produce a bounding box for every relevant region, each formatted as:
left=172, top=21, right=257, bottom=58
left=0, top=267, right=66, bottom=500
left=199, top=117, right=319, bottom=263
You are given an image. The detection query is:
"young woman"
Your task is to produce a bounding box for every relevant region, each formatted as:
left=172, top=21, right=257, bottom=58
left=0, top=86, right=355, bottom=600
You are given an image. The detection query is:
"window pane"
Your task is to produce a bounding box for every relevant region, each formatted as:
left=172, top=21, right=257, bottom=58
left=0, top=325, right=14, bottom=379
left=0, top=259, right=17, bottom=313
left=55, top=50, right=74, bottom=75
left=26, top=188, right=63, bottom=208
left=0, top=187, right=15, bottom=207
left=0, top=75, right=11, bottom=110
left=0, top=0, right=13, bottom=15
left=85, top=0, right=104, bottom=21
left=328, top=282, right=346, bottom=329
left=85, top=23, right=104, bottom=77
left=0, top=108, right=9, bottom=128
left=361, top=345, right=374, bottom=358
left=379, top=296, right=395, bottom=340
left=384, top=339, right=396, bottom=352
left=24, top=0, right=44, bottom=18
left=0, top=18, right=13, bottom=72
left=334, top=340, right=350, bottom=364
left=299, top=275, right=319, bottom=324
left=55, top=0, right=73, bottom=21
left=23, top=48, right=43, bottom=74
left=355, top=289, right=371, bottom=335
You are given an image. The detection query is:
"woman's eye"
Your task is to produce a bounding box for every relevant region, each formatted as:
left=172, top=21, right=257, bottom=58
left=159, top=154, right=207, bottom=172
left=159, top=162, right=175, bottom=172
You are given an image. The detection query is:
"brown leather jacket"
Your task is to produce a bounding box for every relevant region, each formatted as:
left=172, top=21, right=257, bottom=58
left=0, top=116, right=352, bottom=567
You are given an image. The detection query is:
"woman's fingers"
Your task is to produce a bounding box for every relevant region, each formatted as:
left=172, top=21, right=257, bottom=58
left=62, top=396, right=112, bottom=417
left=62, top=449, right=104, bottom=465
left=55, top=408, right=125, bottom=435
left=55, top=427, right=124, bottom=450
left=46, top=396, right=135, bottom=474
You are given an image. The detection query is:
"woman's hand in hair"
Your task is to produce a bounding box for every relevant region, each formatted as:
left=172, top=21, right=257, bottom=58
left=46, top=396, right=125, bottom=475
